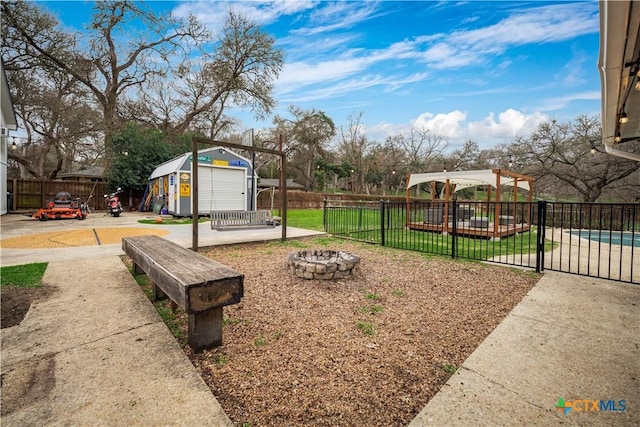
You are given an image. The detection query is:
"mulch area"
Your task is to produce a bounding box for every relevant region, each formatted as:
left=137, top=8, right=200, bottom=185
left=182, top=238, right=538, bottom=426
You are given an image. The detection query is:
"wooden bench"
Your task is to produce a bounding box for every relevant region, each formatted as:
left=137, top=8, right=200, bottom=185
left=210, top=209, right=279, bottom=231
left=122, top=235, right=244, bottom=353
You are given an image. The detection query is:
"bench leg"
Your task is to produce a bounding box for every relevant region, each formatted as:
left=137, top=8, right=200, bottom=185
left=188, top=307, right=223, bottom=353
left=133, top=263, right=144, bottom=275
left=151, top=282, right=168, bottom=302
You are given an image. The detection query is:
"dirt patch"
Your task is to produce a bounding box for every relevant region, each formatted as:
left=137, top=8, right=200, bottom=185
left=126, top=237, right=540, bottom=426
left=1, top=286, right=56, bottom=329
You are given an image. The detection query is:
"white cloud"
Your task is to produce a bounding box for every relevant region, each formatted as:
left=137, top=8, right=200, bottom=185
left=171, top=1, right=596, bottom=152
left=293, top=1, right=383, bottom=35
left=450, top=3, right=598, bottom=54
left=555, top=53, right=594, bottom=87
left=277, top=56, right=371, bottom=87
left=173, top=1, right=598, bottom=108
left=413, top=110, right=468, bottom=139
left=172, top=1, right=318, bottom=34
left=369, top=109, right=549, bottom=150
left=419, top=3, right=598, bottom=69
left=467, top=109, right=548, bottom=140
left=278, top=72, right=429, bottom=104
left=534, top=91, right=601, bottom=112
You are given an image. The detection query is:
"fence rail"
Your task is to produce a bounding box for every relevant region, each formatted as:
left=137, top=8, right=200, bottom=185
left=324, top=199, right=639, bottom=284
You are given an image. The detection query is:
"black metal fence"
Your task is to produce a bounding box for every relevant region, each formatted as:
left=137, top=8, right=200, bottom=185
left=324, top=199, right=639, bottom=284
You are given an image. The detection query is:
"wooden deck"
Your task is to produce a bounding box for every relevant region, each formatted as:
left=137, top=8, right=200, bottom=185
left=407, top=221, right=531, bottom=239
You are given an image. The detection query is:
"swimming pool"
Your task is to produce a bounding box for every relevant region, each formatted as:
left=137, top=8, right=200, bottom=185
left=570, top=230, right=639, bottom=247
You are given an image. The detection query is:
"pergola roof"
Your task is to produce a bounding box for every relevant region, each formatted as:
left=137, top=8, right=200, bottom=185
left=407, top=169, right=533, bottom=192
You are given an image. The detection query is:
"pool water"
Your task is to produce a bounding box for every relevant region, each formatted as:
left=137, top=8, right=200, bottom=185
left=570, top=230, right=639, bottom=247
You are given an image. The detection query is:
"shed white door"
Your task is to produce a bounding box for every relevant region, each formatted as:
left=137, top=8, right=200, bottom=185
left=199, top=166, right=246, bottom=212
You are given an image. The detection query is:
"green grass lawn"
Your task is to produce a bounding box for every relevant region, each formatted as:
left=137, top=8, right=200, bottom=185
left=274, top=209, right=324, bottom=231
left=1, top=262, right=48, bottom=288
left=134, top=207, right=555, bottom=263
left=137, top=211, right=324, bottom=230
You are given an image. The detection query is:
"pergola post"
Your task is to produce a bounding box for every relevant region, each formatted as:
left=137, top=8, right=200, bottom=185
left=444, top=178, right=450, bottom=226
left=494, top=170, right=502, bottom=235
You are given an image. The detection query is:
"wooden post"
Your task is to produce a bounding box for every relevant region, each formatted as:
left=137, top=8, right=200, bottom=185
left=151, top=281, right=168, bottom=301
left=189, top=308, right=223, bottom=352
left=526, top=180, right=533, bottom=225
left=192, top=138, right=199, bottom=251
left=494, top=170, right=501, bottom=235
left=12, top=178, right=17, bottom=211
left=444, top=178, right=450, bottom=227
left=279, top=134, right=287, bottom=241
left=405, top=174, right=411, bottom=226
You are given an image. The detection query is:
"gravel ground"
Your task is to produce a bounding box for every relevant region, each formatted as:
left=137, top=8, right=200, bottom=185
left=132, top=236, right=540, bottom=427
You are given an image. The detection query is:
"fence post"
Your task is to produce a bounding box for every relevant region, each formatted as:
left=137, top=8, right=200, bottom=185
left=536, top=200, right=547, bottom=273
left=451, top=196, right=457, bottom=259
left=380, top=199, right=385, bottom=247
left=323, top=197, right=328, bottom=232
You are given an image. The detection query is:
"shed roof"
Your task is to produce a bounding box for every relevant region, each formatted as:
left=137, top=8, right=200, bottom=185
left=149, top=147, right=253, bottom=180
left=149, top=156, right=185, bottom=180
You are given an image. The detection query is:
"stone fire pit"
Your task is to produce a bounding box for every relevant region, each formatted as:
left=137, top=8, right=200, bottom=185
left=288, top=249, right=360, bottom=280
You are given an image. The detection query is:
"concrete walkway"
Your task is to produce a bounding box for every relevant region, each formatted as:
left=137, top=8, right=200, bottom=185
left=1, top=212, right=638, bottom=426
left=0, top=212, right=323, bottom=426
left=410, top=272, right=639, bottom=427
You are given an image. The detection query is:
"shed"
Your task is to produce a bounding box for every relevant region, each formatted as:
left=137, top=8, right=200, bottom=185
left=148, top=147, right=256, bottom=216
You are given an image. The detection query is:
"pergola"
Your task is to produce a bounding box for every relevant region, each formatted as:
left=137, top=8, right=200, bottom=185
left=406, top=168, right=534, bottom=202
left=405, top=169, right=536, bottom=238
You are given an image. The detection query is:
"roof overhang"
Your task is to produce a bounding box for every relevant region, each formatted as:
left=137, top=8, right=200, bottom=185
left=1, top=59, right=18, bottom=130
left=598, top=0, right=640, bottom=160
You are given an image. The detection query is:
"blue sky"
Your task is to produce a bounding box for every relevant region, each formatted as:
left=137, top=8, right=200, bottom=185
left=42, top=0, right=601, bottom=151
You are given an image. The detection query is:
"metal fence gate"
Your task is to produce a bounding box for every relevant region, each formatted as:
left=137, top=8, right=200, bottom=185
left=324, top=199, right=639, bottom=284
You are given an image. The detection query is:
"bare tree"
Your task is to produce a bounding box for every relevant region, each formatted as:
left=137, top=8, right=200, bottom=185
left=448, top=140, right=495, bottom=171
left=121, top=11, right=283, bottom=141
left=335, top=112, right=377, bottom=194
left=2, top=0, right=209, bottom=170
left=366, top=143, right=407, bottom=195
left=272, top=106, right=335, bottom=191
left=386, top=127, right=447, bottom=173
left=512, top=115, right=640, bottom=202
left=5, top=54, right=102, bottom=179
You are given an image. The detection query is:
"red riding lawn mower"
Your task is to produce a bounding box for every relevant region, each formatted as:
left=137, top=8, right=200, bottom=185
left=32, top=191, right=89, bottom=221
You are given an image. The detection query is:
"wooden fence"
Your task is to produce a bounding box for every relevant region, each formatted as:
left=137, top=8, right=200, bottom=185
left=7, top=179, right=108, bottom=212
left=256, top=189, right=407, bottom=210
